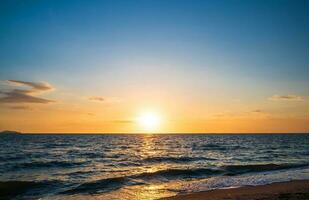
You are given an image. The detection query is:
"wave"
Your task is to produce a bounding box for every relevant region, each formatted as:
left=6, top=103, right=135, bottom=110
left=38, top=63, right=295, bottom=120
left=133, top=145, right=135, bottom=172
left=58, top=162, right=309, bottom=195
left=135, top=168, right=223, bottom=180
left=130, top=163, right=306, bottom=180
left=0, top=181, right=37, bottom=199
left=192, top=143, right=249, bottom=151
left=5, top=160, right=89, bottom=172
left=67, top=170, right=95, bottom=177
left=192, top=143, right=226, bottom=151
left=24, top=160, right=87, bottom=168
left=80, top=152, right=104, bottom=159
left=43, top=143, right=70, bottom=148
left=0, top=180, right=60, bottom=199
left=134, top=163, right=309, bottom=179
left=62, top=177, right=128, bottom=194
left=222, top=163, right=309, bottom=176
left=142, top=156, right=216, bottom=163
left=0, top=154, right=24, bottom=162
left=3, top=163, right=307, bottom=196
left=61, top=168, right=223, bottom=195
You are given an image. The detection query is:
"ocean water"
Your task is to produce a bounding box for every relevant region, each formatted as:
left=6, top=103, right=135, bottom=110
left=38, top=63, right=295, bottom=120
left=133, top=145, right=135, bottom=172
left=0, top=134, right=309, bottom=200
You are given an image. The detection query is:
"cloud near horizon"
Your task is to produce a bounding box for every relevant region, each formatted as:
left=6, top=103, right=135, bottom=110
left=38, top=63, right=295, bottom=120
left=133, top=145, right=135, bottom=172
left=88, top=96, right=105, bottom=102
left=0, top=80, right=55, bottom=104
left=111, top=120, right=134, bottom=124
left=212, top=109, right=269, bottom=119
left=269, top=95, right=304, bottom=101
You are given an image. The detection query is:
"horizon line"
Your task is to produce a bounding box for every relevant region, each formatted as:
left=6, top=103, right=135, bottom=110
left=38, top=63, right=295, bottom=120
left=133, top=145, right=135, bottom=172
left=3, top=132, right=309, bottom=135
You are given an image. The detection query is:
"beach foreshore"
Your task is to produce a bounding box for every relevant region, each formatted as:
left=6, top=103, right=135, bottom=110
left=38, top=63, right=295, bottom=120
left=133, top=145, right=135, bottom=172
left=161, top=180, right=309, bottom=200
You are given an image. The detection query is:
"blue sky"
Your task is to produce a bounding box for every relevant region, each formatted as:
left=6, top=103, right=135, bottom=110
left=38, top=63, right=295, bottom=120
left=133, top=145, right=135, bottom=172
left=1, top=0, right=309, bottom=80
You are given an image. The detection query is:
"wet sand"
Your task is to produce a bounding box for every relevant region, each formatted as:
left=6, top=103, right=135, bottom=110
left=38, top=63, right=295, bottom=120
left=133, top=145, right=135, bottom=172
left=161, top=180, right=309, bottom=200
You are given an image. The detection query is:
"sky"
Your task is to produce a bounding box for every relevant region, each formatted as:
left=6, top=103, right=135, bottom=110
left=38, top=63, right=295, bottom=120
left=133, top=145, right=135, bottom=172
left=0, top=0, right=308, bottom=133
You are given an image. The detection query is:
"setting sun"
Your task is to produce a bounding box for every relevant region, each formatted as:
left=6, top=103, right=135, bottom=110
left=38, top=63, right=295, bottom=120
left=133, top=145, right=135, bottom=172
left=137, top=112, right=161, bottom=132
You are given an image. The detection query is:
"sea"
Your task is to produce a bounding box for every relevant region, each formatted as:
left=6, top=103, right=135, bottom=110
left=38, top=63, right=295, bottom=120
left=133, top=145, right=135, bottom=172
left=0, top=134, right=309, bottom=200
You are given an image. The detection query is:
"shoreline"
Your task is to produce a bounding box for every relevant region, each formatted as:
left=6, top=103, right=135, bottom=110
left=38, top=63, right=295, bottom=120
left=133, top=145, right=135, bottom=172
left=161, top=180, right=309, bottom=200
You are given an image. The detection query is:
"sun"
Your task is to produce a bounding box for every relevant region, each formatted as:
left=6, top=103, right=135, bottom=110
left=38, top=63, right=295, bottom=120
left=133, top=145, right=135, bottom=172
left=137, top=112, right=161, bottom=132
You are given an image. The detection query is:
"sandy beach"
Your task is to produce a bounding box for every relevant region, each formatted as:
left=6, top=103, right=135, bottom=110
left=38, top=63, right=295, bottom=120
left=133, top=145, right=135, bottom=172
left=162, top=180, right=309, bottom=200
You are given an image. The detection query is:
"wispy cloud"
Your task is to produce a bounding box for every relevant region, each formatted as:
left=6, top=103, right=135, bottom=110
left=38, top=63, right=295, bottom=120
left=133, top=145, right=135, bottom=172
left=212, top=109, right=269, bottom=119
left=269, top=95, right=304, bottom=101
left=251, top=109, right=263, bottom=113
left=9, top=105, right=32, bottom=110
left=0, top=80, right=55, bottom=104
left=4, top=80, right=54, bottom=92
left=88, top=96, right=121, bottom=104
left=112, top=120, right=134, bottom=124
left=89, top=96, right=105, bottom=102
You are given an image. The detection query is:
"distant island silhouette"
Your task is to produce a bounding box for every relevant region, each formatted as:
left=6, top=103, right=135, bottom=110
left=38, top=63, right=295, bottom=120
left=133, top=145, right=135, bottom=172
left=0, top=130, right=22, bottom=135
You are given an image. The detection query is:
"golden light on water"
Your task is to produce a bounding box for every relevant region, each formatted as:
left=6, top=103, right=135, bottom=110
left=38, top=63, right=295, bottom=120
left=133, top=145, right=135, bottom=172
left=137, top=112, right=161, bottom=133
